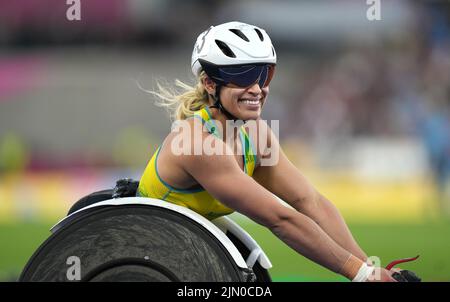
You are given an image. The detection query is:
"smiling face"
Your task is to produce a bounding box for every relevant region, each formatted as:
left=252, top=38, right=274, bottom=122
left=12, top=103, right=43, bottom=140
left=203, top=76, right=269, bottom=121
left=220, top=83, right=269, bottom=120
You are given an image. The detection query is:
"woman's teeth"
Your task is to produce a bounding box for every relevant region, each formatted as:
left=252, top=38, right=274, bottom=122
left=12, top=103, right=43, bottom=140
left=239, top=99, right=259, bottom=105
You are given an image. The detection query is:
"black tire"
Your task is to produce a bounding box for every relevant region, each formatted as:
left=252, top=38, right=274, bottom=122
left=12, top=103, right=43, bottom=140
left=67, top=189, right=114, bottom=215
left=19, top=205, right=247, bottom=282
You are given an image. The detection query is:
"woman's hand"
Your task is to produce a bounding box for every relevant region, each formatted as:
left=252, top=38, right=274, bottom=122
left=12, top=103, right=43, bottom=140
left=366, top=267, right=397, bottom=282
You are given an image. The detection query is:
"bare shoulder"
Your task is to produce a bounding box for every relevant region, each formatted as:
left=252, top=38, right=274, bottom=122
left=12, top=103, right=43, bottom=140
left=167, top=118, right=236, bottom=172
left=156, top=118, right=214, bottom=188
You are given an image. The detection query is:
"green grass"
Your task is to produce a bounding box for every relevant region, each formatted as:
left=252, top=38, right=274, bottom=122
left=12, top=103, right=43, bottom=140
left=1, top=220, right=449, bottom=281
left=238, top=220, right=450, bottom=281
left=0, top=221, right=54, bottom=281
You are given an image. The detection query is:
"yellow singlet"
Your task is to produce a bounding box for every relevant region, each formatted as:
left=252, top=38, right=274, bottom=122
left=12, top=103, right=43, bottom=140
left=137, top=106, right=257, bottom=220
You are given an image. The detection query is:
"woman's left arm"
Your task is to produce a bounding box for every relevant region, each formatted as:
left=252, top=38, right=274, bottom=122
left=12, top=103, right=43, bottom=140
left=252, top=122, right=368, bottom=262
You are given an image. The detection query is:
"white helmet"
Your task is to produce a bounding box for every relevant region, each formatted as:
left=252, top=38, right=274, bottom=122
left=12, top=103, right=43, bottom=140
left=191, top=21, right=277, bottom=77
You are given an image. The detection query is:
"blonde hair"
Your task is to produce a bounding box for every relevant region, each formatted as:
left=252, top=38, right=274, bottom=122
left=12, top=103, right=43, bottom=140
left=146, top=71, right=210, bottom=121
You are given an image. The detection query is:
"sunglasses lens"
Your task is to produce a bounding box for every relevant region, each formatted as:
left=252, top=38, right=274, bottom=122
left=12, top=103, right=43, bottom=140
left=218, top=64, right=275, bottom=88
left=219, top=66, right=261, bottom=87
left=262, top=65, right=275, bottom=88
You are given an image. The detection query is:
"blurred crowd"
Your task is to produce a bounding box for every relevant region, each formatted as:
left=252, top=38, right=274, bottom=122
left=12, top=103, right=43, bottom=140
left=0, top=0, right=449, bottom=205
left=281, top=8, right=450, bottom=206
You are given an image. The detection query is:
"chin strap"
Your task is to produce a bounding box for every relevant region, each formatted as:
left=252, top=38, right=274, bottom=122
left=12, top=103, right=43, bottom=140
left=208, top=85, right=246, bottom=122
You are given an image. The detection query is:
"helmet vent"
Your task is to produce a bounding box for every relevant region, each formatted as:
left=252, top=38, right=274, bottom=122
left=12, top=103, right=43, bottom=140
left=229, top=29, right=249, bottom=42
left=254, top=28, right=264, bottom=41
left=215, top=40, right=236, bottom=58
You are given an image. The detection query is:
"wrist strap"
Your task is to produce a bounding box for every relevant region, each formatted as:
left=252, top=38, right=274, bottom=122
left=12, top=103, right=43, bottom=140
left=339, top=254, right=364, bottom=280
left=352, top=263, right=376, bottom=282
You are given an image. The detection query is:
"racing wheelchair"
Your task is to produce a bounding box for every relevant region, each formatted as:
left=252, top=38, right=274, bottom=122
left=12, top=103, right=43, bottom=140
left=19, top=179, right=272, bottom=282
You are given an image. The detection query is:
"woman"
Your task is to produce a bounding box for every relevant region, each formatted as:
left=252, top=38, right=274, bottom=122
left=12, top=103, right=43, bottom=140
left=138, top=21, right=395, bottom=282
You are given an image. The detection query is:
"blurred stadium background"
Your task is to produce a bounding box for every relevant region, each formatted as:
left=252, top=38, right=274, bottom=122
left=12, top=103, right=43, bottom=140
left=0, top=0, right=449, bottom=281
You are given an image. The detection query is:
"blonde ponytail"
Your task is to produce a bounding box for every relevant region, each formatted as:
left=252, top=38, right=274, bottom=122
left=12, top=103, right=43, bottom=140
left=146, top=71, right=210, bottom=121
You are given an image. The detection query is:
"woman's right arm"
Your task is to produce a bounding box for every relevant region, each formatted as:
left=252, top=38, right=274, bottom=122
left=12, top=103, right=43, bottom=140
left=178, top=133, right=363, bottom=280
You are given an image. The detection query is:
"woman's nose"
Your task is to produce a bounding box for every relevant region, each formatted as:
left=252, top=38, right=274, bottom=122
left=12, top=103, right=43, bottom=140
left=247, top=82, right=262, bottom=95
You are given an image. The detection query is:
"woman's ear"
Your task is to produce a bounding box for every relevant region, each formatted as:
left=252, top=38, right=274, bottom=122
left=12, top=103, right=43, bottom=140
left=202, top=76, right=216, bottom=95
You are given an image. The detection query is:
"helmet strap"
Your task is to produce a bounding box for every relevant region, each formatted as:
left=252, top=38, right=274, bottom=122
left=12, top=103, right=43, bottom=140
left=208, top=85, right=246, bottom=123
